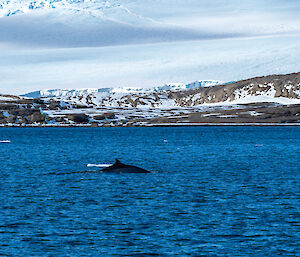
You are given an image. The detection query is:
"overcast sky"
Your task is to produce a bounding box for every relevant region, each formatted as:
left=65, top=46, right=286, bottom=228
left=0, top=0, right=300, bottom=94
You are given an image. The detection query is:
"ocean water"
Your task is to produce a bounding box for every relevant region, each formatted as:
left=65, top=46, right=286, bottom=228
left=0, top=127, right=299, bottom=256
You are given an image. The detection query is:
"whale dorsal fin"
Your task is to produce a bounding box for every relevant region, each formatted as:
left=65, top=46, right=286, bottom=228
left=112, top=159, right=126, bottom=168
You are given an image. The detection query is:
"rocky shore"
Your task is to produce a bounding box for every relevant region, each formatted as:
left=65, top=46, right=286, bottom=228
left=0, top=97, right=299, bottom=127
left=146, top=103, right=300, bottom=126
left=1, top=72, right=300, bottom=127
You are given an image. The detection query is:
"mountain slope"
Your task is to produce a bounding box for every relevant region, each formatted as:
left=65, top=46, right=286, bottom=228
left=22, top=80, right=223, bottom=106
left=1, top=0, right=300, bottom=48
left=0, top=0, right=222, bottom=48
left=1, top=72, right=300, bottom=126
left=1, top=0, right=300, bottom=95
left=22, top=72, right=300, bottom=108
left=171, top=72, right=300, bottom=106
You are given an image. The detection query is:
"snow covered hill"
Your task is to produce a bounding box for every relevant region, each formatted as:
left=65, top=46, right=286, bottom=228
left=1, top=0, right=300, bottom=95
left=0, top=0, right=211, bottom=48
left=172, top=72, right=300, bottom=106
left=1, top=0, right=300, bottom=48
left=22, top=72, right=300, bottom=108
left=23, top=80, right=223, bottom=98
left=2, top=72, right=300, bottom=126
left=0, top=0, right=122, bottom=18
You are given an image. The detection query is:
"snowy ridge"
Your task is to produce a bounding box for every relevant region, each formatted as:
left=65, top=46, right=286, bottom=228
left=155, top=80, right=223, bottom=91
left=0, top=94, right=22, bottom=102
left=1, top=72, right=300, bottom=126
left=1, top=1, right=300, bottom=94
left=171, top=73, right=300, bottom=107
left=21, top=73, right=300, bottom=108
left=23, top=80, right=223, bottom=99
left=0, top=0, right=122, bottom=18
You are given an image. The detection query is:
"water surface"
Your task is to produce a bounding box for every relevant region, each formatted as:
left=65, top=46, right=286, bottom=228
left=0, top=127, right=299, bottom=256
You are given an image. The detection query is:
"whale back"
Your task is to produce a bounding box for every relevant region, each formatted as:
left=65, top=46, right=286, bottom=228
left=101, top=159, right=150, bottom=173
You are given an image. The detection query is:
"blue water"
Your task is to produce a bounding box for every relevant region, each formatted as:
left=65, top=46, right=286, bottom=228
left=0, top=127, right=299, bottom=256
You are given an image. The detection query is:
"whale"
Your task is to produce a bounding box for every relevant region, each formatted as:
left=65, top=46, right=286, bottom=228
left=100, top=159, right=151, bottom=174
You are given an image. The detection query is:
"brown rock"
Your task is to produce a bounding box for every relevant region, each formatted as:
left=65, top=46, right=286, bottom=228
left=48, top=101, right=61, bottom=110
left=6, top=115, right=17, bottom=123
left=54, top=116, right=66, bottom=122
left=28, top=112, right=46, bottom=123
left=68, top=114, right=89, bottom=123
left=94, top=113, right=116, bottom=120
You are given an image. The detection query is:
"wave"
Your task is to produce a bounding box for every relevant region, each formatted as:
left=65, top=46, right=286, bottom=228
left=0, top=140, right=11, bottom=143
left=87, top=164, right=111, bottom=168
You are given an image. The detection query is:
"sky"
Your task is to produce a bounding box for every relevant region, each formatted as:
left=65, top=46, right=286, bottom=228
left=0, top=0, right=300, bottom=94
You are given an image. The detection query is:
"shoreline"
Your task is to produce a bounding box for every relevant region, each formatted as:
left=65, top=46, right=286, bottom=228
left=1, top=123, right=300, bottom=128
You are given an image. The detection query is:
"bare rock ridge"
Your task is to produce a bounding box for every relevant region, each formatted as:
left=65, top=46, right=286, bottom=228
left=171, top=72, right=300, bottom=106
left=1, top=72, right=300, bottom=126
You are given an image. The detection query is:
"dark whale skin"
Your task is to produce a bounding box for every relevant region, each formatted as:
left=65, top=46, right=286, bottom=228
left=100, top=159, right=151, bottom=174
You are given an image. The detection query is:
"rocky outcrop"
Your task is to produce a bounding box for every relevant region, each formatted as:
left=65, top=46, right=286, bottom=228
left=147, top=103, right=300, bottom=125
left=94, top=113, right=116, bottom=120
left=1, top=72, right=300, bottom=126
left=169, top=72, right=300, bottom=106
left=67, top=114, right=89, bottom=123
left=0, top=95, right=46, bottom=124
left=28, top=112, right=46, bottom=123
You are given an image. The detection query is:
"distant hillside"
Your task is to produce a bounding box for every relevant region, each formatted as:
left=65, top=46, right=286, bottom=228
left=171, top=72, right=300, bottom=106
left=22, top=72, right=300, bottom=108
left=1, top=72, right=300, bottom=126
left=22, top=80, right=223, bottom=107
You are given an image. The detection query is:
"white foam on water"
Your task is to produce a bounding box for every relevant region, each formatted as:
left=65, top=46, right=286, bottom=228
left=87, top=164, right=111, bottom=168
left=0, top=140, right=11, bottom=143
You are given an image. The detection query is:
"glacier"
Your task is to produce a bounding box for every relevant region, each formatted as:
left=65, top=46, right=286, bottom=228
left=0, top=0, right=300, bottom=94
left=23, top=80, right=223, bottom=98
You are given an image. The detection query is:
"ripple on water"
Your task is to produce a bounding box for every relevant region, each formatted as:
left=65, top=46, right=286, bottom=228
left=0, top=127, right=299, bottom=256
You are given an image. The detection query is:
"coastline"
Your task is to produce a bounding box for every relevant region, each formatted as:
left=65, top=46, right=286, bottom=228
left=1, top=122, right=300, bottom=128
left=1, top=88, right=300, bottom=128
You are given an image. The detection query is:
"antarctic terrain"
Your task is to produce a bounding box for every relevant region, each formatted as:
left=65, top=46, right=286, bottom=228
left=0, top=0, right=300, bottom=94
left=1, top=72, right=300, bottom=126
left=1, top=1, right=300, bottom=126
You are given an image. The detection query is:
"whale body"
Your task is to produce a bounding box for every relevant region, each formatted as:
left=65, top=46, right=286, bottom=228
left=100, top=159, right=151, bottom=174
